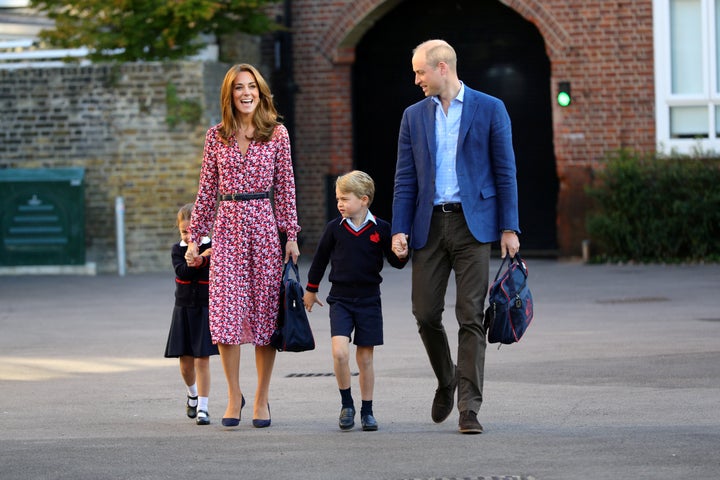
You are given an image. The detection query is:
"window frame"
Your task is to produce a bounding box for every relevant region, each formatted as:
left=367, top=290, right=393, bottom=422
left=654, top=0, right=720, bottom=153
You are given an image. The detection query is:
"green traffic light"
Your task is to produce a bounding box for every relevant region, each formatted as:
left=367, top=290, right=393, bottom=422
left=557, top=91, right=571, bottom=107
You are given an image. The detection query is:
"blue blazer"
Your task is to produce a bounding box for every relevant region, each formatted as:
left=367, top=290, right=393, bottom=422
left=392, top=86, right=520, bottom=249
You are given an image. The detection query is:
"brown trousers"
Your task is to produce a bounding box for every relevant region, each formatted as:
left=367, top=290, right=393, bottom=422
left=411, top=210, right=490, bottom=414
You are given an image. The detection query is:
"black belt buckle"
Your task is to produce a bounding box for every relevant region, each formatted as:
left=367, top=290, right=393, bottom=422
left=437, top=202, right=461, bottom=213
left=222, top=192, right=268, bottom=201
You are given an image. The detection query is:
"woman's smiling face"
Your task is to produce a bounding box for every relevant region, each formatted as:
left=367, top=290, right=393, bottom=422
left=232, top=70, right=259, bottom=116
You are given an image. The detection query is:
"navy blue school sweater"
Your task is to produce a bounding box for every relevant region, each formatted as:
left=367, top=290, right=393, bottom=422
left=306, top=215, right=407, bottom=298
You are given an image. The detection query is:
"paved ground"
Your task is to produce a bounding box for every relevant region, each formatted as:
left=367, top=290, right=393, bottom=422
left=1, top=258, right=719, bottom=480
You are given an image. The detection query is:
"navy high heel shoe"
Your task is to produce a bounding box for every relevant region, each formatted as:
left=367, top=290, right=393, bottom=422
left=252, top=403, right=271, bottom=428
left=221, top=395, right=245, bottom=428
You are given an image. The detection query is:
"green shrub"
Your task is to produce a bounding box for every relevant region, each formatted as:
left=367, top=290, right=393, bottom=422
left=586, top=150, right=720, bottom=263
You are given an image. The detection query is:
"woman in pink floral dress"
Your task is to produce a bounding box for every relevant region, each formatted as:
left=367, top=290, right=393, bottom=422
left=185, top=64, right=300, bottom=429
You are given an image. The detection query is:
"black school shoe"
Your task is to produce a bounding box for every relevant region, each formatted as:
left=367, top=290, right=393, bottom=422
left=339, top=407, right=355, bottom=431
left=186, top=395, right=198, bottom=419
left=361, top=414, right=378, bottom=431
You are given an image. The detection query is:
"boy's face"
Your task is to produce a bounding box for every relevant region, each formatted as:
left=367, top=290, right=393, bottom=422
left=335, top=187, right=368, bottom=219
left=178, top=220, right=191, bottom=244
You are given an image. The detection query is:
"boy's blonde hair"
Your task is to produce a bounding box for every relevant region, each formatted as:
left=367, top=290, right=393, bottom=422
left=177, top=203, right=194, bottom=226
left=336, top=170, right=375, bottom=206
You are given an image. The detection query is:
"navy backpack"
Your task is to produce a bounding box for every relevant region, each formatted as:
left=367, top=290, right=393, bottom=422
left=484, top=253, right=534, bottom=345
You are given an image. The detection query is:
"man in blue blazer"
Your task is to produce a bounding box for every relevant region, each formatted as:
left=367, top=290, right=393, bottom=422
left=391, top=39, right=520, bottom=434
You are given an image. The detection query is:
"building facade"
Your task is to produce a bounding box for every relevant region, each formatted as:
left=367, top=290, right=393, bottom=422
left=2, top=0, right=714, bottom=271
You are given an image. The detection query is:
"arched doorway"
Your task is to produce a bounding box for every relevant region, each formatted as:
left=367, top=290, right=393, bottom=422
left=353, top=0, right=558, bottom=252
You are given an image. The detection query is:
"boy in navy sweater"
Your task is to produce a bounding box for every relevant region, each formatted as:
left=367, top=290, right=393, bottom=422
left=303, top=170, right=407, bottom=431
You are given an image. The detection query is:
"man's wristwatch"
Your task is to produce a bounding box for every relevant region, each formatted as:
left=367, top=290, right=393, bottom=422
left=502, top=229, right=518, bottom=234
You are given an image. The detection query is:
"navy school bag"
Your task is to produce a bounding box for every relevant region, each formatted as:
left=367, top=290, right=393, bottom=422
left=270, top=261, right=315, bottom=352
left=483, top=253, right=534, bottom=345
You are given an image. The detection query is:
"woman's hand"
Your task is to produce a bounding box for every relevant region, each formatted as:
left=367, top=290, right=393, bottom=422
left=284, top=240, right=300, bottom=264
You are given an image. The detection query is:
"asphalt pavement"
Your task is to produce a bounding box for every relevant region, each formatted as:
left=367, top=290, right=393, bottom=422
left=1, top=258, right=719, bottom=480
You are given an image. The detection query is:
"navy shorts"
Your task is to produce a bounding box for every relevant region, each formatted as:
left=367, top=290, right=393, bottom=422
left=326, top=294, right=383, bottom=346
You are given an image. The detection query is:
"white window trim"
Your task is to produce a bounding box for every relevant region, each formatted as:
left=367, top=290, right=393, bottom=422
left=654, top=0, right=720, bottom=154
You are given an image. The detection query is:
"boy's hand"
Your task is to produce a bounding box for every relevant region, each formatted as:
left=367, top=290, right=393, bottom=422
left=392, top=233, right=409, bottom=259
left=303, top=291, right=323, bottom=312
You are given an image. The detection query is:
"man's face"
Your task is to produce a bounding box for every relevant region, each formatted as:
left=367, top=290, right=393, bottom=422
left=412, top=50, right=442, bottom=97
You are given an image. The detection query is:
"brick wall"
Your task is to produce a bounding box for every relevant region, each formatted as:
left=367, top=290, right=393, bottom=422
left=0, top=62, right=227, bottom=273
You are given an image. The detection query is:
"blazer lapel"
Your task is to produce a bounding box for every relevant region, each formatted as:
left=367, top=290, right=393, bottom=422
left=458, top=89, right=479, bottom=146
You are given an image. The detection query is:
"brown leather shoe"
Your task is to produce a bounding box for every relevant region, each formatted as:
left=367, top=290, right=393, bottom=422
left=431, top=372, right=457, bottom=423
left=458, top=410, right=483, bottom=434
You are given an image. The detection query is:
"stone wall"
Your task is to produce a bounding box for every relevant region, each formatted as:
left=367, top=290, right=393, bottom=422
left=0, top=61, right=228, bottom=273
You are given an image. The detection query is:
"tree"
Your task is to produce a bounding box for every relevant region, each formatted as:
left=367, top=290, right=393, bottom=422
left=29, top=0, right=280, bottom=62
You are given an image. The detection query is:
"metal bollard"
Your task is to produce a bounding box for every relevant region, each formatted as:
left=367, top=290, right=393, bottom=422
left=582, top=239, right=590, bottom=264
left=115, top=196, right=126, bottom=276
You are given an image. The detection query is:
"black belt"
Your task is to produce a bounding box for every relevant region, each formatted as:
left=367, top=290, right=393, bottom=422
left=433, top=202, right=462, bottom=213
left=220, top=192, right=270, bottom=201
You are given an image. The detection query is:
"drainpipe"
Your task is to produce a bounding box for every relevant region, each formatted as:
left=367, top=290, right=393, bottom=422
left=276, top=0, right=297, bottom=149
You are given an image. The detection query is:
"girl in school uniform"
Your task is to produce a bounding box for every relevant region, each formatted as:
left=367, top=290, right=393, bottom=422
left=164, top=203, right=218, bottom=425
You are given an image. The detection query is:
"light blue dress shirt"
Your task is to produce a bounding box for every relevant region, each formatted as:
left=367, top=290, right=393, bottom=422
left=431, top=82, right=464, bottom=205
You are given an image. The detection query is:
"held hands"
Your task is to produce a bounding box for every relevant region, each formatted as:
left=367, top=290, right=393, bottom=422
left=303, top=291, right=323, bottom=312
left=185, top=241, right=202, bottom=267
left=500, top=231, right=520, bottom=258
left=392, top=233, right=409, bottom=259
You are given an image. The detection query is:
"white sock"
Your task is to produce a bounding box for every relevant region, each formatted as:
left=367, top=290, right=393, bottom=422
left=198, top=396, right=209, bottom=412
left=187, top=384, right=198, bottom=404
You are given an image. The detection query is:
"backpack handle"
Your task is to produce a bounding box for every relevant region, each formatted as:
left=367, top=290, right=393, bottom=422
left=491, top=252, right=527, bottom=282
left=283, top=260, right=300, bottom=283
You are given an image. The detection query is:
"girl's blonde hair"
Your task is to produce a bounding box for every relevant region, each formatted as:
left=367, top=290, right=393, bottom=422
left=177, top=203, right=194, bottom=226
left=218, top=63, right=281, bottom=144
left=336, top=170, right=375, bottom=206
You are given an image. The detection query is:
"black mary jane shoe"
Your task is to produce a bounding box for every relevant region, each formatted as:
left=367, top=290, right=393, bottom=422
left=196, top=410, right=210, bottom=425
left=186, top=395, right=198, bottom=419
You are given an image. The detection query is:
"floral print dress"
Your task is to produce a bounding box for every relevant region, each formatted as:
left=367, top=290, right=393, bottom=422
left=190, top=123, right=300, bottom=346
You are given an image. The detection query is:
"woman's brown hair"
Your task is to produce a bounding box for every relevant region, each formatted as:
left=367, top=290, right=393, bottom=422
left=218, top=63, right=281, bottom=144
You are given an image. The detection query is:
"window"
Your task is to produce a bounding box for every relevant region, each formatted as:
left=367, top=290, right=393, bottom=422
left=654, top=0, right=720, bottom=152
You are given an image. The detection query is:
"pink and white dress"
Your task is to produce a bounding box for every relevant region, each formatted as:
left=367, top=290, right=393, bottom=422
left=190, top=123, right=300, bottom=346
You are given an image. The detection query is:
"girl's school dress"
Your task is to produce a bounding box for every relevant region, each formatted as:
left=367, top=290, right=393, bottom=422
left=164, top=237, right=219, bottom=358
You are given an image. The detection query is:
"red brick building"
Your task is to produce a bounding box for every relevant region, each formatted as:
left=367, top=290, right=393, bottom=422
left=267, top=0, right=708, bottom=257
left=2, top=0, right=714, bottom=271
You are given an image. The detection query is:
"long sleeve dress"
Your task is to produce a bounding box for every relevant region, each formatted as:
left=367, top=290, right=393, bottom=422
left=189, top=123, right=300, bottom=346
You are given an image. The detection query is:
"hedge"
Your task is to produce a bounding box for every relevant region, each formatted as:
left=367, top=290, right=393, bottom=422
left=585, top=150, right=720, bottom=263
